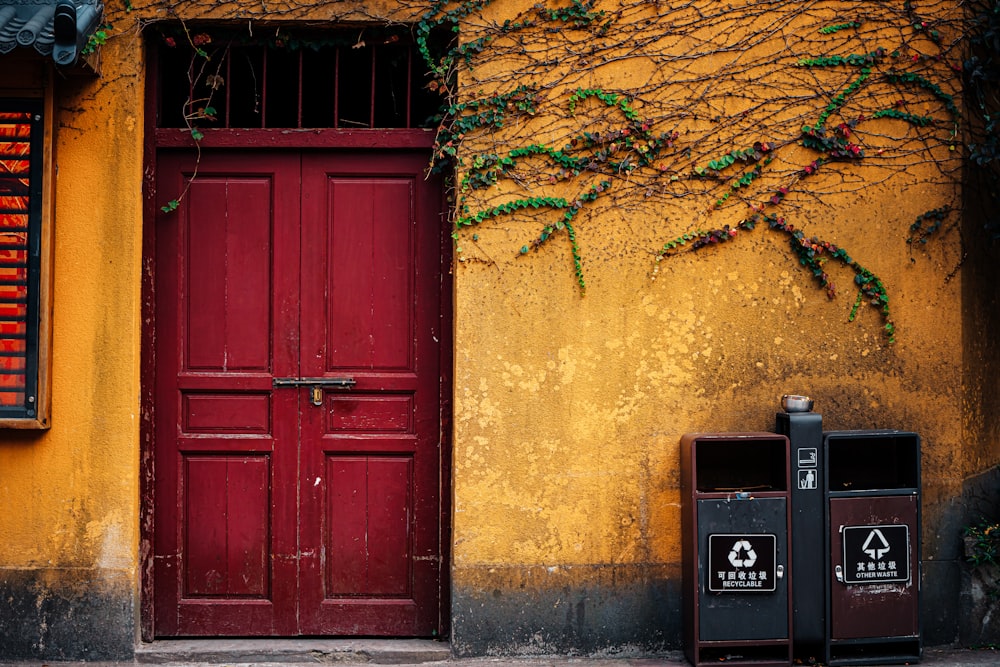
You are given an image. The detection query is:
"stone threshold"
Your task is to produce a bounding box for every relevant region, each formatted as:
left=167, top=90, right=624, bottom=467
left=135, top=639, right=452, bottom=665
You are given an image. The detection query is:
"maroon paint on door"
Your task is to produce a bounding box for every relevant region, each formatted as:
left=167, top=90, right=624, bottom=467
left=153, top=151, right=444, bottom=636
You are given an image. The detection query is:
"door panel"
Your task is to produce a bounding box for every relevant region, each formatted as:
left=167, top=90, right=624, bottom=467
left=696, top=497, right=789, bottom=641
left=184, top=455, right=270, bottom=598
left=325, top=455, right=413, bottom=597
left=154, top=150, right=443, bottom=637
left=297, top=153, right=441, bottom=635
left=155, top=153, right=300, bottom=636
left=324, top=177, right=414, bottom=369
left=184, top=177, right=275, bottom=370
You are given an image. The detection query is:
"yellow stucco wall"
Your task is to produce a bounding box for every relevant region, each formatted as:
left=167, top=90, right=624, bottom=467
left=0, top=36, right=145, bottom=657
left=0, top=42, right=144, bottom=573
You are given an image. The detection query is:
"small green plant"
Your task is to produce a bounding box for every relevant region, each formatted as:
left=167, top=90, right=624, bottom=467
left=82, top=24, right=112, bottom=55
left=965, top=521, right=1000, bottom=599
left=965, top=521, right=1000, bottom=568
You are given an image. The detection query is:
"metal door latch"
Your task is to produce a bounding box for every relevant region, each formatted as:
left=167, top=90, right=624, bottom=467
left=273, top=377, right=357, bottom=406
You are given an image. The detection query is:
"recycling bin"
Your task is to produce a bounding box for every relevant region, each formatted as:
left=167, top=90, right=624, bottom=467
left=824, top=430, right=921, bottom=666
left=681, top=433, right=792, bottom=666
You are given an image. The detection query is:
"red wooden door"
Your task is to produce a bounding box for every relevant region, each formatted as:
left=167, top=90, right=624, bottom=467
left=153, top=150, right=444, bottom=637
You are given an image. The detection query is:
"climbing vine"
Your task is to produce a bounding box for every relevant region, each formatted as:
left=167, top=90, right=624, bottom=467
left=409, top=0, right=965, bottom=341
left=107, top=0, right=969, bottom=341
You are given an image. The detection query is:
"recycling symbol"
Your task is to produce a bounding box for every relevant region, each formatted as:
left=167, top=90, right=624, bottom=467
left=728, top=539, right=758, bottom=568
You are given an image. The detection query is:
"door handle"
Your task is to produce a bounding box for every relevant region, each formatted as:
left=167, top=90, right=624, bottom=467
left=273, top=377, right=357, bottom=407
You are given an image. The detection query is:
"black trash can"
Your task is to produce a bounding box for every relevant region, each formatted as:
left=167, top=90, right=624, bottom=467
left=824, top=430, right=921, bottom=665
left=681, top=432, right=793, bottom=666
left=776, top=407, right=826, bottom=663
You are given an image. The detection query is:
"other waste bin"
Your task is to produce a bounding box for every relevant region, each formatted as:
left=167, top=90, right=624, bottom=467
left=824, top=430, right=921, bottom=665
left=681, top=433, right=792, bottom=666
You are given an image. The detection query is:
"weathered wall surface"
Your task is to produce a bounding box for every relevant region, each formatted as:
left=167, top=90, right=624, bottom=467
left=0, top=41, right=145, bottom=659
left=444, top=0, right=975, bottom=655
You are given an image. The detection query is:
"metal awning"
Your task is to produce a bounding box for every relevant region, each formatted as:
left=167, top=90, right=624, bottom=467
left=0, top=0, right=104, bottom=67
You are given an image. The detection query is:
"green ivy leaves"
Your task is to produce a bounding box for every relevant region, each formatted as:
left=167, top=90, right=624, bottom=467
left=819, top=21, right=862, bottom=35
left=568, top=88, right=640, bottom=121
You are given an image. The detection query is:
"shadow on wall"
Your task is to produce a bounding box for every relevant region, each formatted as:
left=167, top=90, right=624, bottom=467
left=958, top=466, right=1000, bottom=647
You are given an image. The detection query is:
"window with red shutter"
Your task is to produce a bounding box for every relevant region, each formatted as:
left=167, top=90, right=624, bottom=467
left=0, top=98, right=51, bottom=428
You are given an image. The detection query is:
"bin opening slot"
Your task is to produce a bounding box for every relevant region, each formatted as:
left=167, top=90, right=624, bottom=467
left=827, top=434, right=919, bottom=491
left=695, top=439, right=787, bottom=492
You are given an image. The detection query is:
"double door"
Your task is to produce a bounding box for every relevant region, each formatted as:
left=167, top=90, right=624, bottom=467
left=153, top=150, right=445, bottom=636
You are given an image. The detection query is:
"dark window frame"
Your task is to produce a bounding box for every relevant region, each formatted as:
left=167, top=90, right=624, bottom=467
left=0, top=95, right=52, bottom=428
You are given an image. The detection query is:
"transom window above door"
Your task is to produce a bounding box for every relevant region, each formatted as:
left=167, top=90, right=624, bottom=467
left=153, top=25, right=448, bottom=130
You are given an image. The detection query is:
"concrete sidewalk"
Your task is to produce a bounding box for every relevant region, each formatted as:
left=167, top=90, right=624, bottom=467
left=0, top=640, right=998, bottom=667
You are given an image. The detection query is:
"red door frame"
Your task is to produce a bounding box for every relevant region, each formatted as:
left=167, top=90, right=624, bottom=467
left=139, top=66, right=453, bottom=642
